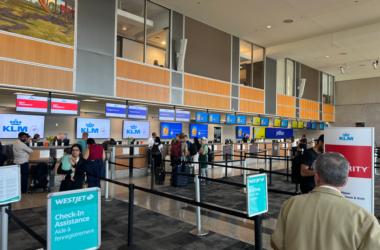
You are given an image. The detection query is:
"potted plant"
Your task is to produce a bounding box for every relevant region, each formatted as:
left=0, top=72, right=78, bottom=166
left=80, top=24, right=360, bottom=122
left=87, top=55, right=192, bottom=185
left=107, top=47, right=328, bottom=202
left=126, top=137, right=134, bottom=144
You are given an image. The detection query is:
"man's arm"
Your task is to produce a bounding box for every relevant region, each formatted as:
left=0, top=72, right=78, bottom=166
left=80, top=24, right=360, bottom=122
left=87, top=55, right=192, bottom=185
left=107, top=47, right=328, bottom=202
left=301, top=164, right=315, bottom=177
left=22, top=143, right=33, bottom=153
left=358, top=215, right=380, bottom=250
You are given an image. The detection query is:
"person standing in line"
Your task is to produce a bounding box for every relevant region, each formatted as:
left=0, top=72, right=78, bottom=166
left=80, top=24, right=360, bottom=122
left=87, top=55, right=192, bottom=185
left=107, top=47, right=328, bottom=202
left=199, top=137, right=209, bottom=186
left=271, top=152, right=380, bottom=250
left=151, top=137, right=164, bottom=169
left=290, top=136, right=298, bottom=157
left=75, top=132, right=88, bottom=151
left=184, top=135, right=191, bottom=161
left=83, top=138, right=106, bottom=188
left=13, top=132, right=33, bottom=193
left=193, top=137, right=201, bottom=173
left=171, top=134, right=180, bottom=145
left=242, top=133, right=249, bottom=143
left=299, top=134, right=307, bottom=151
left=148, top=132, right=157, bottom=147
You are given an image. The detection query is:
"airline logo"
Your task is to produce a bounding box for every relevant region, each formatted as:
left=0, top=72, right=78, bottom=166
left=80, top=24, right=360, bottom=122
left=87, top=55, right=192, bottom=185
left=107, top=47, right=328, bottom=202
left=276, top=130, right=284, bottom=136
left=0, top=114, right=44, bottom=138
left=125, top=124, right=148, bottom=136
left=123, top=121, right=150, bottom=139
left=51, top=98, right=78, bottom=114
left=339, top=133, right=353, bottom=141
left=16, top=95, right=48, bottom=113
left=3, top=119, right=27, bottom=132
left=80, top=122, right=107, bottom=135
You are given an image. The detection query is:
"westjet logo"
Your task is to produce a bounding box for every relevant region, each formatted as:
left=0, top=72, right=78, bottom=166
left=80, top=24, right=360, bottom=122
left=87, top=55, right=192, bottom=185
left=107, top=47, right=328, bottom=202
left=54, top=194, right=94, bottom=205
left=249, top=177, right=264, bottom=184
left=339, top=133, right=353, bottom=141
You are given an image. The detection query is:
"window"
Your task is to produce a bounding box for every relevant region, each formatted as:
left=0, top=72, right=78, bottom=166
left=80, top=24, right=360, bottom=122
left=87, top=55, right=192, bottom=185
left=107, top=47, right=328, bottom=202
left=239, top=40, right=265, bottom=89
left=285, top=59, right=295, bottom=96
left=116, top=0, right=170, bottom=68
left=276, top=58, right=286, bottom=95
left=328, top=75, right=334, bottom=104
left=322, top=73, right=334, bottom=105
left=252, top=45, right=264, bottom=89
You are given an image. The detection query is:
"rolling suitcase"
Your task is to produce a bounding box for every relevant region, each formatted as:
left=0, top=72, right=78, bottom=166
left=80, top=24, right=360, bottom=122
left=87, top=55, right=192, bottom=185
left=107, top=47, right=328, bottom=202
left=171, top=163, right=188, bottom=187
left=188, top=166, right=195, bottom=183
left=165, top=156, right=171, bottom=172
left=155, top=167, right=165, bottom=185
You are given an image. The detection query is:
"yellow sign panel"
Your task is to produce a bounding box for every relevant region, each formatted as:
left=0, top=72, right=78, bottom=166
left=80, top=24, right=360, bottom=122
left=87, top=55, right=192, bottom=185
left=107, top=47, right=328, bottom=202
left=254, top=127, right=265, bottom=139
left=298, top=121, right=304, bottom=129
left=274, top=119, right=281, bottom=127
left=253, top=117, right=261, bottom=126
left=291, top=121, right=298, bottom=128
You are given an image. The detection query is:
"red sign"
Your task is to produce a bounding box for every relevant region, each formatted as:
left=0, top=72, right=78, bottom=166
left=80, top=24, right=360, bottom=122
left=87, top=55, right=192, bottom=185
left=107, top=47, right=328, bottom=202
left=16, top=95, right=48, bottom=113
left=50, top=98, right=79, bottom=114
left=17, top=99, right=47, bottom=109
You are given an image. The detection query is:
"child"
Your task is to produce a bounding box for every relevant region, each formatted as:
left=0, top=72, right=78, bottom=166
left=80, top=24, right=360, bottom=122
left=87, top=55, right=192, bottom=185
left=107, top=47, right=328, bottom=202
left=61, top=148, right=75, bottom=181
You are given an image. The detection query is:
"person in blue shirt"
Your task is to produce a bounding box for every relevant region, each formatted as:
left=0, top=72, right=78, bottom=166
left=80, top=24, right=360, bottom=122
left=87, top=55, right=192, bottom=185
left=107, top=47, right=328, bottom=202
left=184, top=135, right=191, bottom=161
left=300, top=135, right=307, bottom=150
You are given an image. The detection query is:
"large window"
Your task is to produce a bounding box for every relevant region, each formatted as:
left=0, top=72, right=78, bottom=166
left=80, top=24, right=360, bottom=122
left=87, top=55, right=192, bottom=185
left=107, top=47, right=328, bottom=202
left=116, top=0, right=170, bottom=68
left=276, top=58, right=286, bottom=95
left=239, top=40, right=265, bottom=89
left=285, top=59, right=295, bottom=96
left=322, top=73, right=334, bottom=104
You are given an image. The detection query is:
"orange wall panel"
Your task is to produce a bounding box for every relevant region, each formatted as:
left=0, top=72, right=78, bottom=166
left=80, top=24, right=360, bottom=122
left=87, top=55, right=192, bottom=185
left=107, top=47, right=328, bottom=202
left=0, top=33, right=74, bottom=69
left=277, top=106, right=295, bottom=117
left=0, top=60, right=73, bottom=91
left=323, top=104, right=334, bottom=114
left=184, top=74, right=230, bottom=96
left=116, top=60, right=170, bottom=86
left=277, top=94, right=295, bottom=107
left=184, top=91, right=230, bottom=110
left=300, top=109, right=319, bottom=120
left=240, top=86, right=265, bottom=102
left=239, top=100, right=264, bottom=114
left=323, top=113, right=335, bottom=122
left=116, top=79, right=170, bottom=103
left=300, top=99, right=319, bottom=111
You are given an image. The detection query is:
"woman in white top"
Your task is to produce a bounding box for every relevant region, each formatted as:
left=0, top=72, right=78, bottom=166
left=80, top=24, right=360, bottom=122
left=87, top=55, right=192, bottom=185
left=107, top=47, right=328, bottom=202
left=291, top=136, right=298, bottom=157
left=152, top=136, right=164, bottom=168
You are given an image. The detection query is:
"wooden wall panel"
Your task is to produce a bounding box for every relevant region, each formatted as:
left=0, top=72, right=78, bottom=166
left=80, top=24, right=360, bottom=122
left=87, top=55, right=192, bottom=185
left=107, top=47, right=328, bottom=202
left=183, top=91, right=230, bottom=110
left=323, top=113, right=335, bottom=122
left=116, top=79, right=170, bottom=103
left=277, top=94, right=295, bottom=107
left=117, top=60, right=170, bottom=86
left=116, top=158, right=146, bottom=169
left=240, top=86, right=265, bottom=102
left=300, top=99, right=319, bottom=111
left=239, top=100, right=264, bottom=114
left=0, top=33, right=74, bottom=69
left=184, top=74, right=230, bottom=96
left=300, top=109, right=319, bottom=120
left=323, top=104, right=335, bottom=114
left=277, top=106, right=295, bottom=117
left=0, top=60, right=73, bottom=91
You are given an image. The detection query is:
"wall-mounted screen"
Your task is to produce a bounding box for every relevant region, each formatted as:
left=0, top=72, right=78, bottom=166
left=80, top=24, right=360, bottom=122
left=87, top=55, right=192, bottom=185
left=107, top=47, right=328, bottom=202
left=260, top=118, right=269, bottom=126
left=0, top=114, right=45, bottom=138
left=76, top=118, right=111, bottom=139
left=190, top=123, right=208, bottom=139
left=252, top=117, right=261, bottom=126
left=175, top=111, right=190, bottom=122
left=208, top=113, right=220, bottom=124
left=298, top=121, right=304, bottom=129
left=312, top=123, right=317, bottom=130
left=196, top=112, right=208, bottom=123
left=236, top=126, right=250, bottom=139
left=237, top=116, right=246, bottom=125
left=159, top=109, right=175, bottom=121
left=291, top=121, right=298, bottom=128
left=128, top=106, right=148, bottom=119
left=324, top=124, right=329, bottom=128
left=254, top=127, right=265, bottom=139
left=16, top=95, right=48, bottom=113
left=307, top=122, right=312, bottom=129
left=51, top=98, right=80, bottom=115
left=123, top=121, right=150, bottom=139
left=319, top=124, right=324, bottom=130
left=273, top=119, right=281, bottom=127
left=226, top=114, right=236, bottom=124
left=161, top=122, right=182, bottom=139
left=265, top=128, right=293, bottom=139
left=105, top=103, right=127, bottom=118
left=281, top=120, right=288, bottom=128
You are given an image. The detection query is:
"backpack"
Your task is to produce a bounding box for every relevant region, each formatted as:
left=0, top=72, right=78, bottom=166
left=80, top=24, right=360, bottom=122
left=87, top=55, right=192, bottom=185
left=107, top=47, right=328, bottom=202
left=207, top=146, right=214, bottom=162
left=151, top=144, right=161, bottom=155
left=291, top=154, right=303, bottom=184
left=190, top=142, right=197, bottom=156
left=170, top=141, right=182, bottom=158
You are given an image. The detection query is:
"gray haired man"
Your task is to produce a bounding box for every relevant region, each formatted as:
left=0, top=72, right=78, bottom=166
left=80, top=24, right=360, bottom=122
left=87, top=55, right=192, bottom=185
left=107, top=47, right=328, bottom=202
left=271, top=152, right=380, bottom=250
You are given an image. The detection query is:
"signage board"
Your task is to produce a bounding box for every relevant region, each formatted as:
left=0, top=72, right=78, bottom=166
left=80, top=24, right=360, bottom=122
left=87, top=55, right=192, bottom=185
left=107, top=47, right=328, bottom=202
left=291, top=121, right=298, bottom=128
left=47, top=188, right=101, bottom=250
left=236, top=116, right=246, bottom=125
left=175, top=111, right=190, bottom=122
left=16, top=95, right=48, bottom=113
left=254, top=127, right=265, bottom=139
left=105, top=103, right=127, bottom=118
left=196, top=112, right=208, bottom=123
left=236, top=126, right=250, bottom=139
left=0, top=114, right=45, bottom=138
left=161, top=122, right=182, bottom=139
left=159, top=109, right=175, bottom=121
left=265, top=128, right=293, bottom=139
left=246, top=174, right=268, bottom=217
left=260, top=118, right=269, bottom=126
left=123, top=121, right=150, bottom=139
left=226, top=115, right=236, bottom=124
left=280, top=120, right=288, bottom=128
left=190, top=123, right=208, bottom=139
left=128, top=106, right=148, bottom=119
left=324, top=127, right=374, bottom=213
left=50, top=98, right=79, bottom=115
left=76, top=118, right=111, bottom=139
left=208, top=113, right=220, bottom=124
left=273, top=119, right=281, bottom=127
left=252, top=117, right=261, bottom=126
left=0, top=165, right=21, bottom=205
left=298, top=121, right=304, bottom=129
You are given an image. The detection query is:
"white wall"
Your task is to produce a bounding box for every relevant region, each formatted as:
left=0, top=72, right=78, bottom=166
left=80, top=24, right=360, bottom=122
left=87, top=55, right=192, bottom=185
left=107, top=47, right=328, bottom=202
left=336, top=77, right=380, bottom=105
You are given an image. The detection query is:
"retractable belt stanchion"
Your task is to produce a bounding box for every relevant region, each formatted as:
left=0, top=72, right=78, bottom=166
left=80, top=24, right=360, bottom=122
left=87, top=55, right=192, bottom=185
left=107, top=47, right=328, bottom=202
left=224, top=157, right=228, bottom=178
left=286, top=156, right=290, bottom=182
left=1, top=205, right=8, bottom=250
left=189, top=174, right=209, bottom=236
left=102, top=161, right=113, bottom=202
left=269, top=157, right=273, bottom=186
left=239, top=160, right=247, bottom=193
left=128, top=184, right=134, bottom=246
left=151, top=159, right=155, bottom=190
left=254, top=215, right=263, bottom=250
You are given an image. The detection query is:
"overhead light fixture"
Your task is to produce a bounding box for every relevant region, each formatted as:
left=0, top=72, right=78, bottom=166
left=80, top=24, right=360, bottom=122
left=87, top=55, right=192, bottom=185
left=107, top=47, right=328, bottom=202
left=85, top=112, right=101, bottom=116
left=347, top=66, right=350, bottom=68
left=82, top=99, right=99, bottom=102
left=340, top=67, right=345, bottom=74
left=0, top=106, right=7, bottom=110
left=162, top=41, right=166, bottom=44
left=122, top=27, right=127, bottom=31
left=283, top=19, right=293, bottom=23
left=326, top=55, right=329, bottom=58
left=373, top=60, right=378, bottom=69
left=53, top=93, right=78, bottom=97
left=267, top=25, right=271, bottom=28
left=359, top=64, right=366, bottom=66
left=339, top=53, right=347, bottom=55
left=340, top=64, right=347, bottom=74
left=14, top=93, right=34, bottom=96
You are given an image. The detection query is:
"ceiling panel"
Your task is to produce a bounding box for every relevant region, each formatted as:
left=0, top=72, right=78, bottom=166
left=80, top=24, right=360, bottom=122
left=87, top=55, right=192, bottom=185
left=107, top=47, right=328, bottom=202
left=284, top=0, right=351, bottom=13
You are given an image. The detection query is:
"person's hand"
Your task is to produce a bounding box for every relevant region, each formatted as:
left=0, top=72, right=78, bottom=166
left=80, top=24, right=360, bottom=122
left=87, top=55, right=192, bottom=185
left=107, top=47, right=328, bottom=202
left=71, top=167, right=76, bottom=172
left=68, top=157, right=76, bottom=165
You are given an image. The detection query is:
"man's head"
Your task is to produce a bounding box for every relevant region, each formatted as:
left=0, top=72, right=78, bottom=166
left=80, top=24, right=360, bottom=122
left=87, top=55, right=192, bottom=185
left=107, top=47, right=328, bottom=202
left=302, top=134, right=306, bottom=139
left=82, top=132, right=89, bottom=140
left=314, top=134, right=324, bottom=153
left=18, top=132, right=27, bottom=142
left=175, top=134, right=179, bottom=140
left=184, top=135, right=188, bottom=140
left=201, top=137, right=207, bottom=145
left=154, top=60, right=159, bottom=66
left=314, top=152, right=349, bottom=188
left=152, top=132, right=157, bottom=138
left=179, top=133, right=185, bottom=141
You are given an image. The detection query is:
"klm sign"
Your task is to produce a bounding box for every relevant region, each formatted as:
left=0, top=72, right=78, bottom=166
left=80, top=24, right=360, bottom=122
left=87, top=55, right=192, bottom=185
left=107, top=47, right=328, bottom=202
left=81, top=123, right=98, bottom=133
left=339, top=133, right=354, bottom=141
left=126, top=125, right=140, bottom=135
left=3, top=120, right=27, bottom=132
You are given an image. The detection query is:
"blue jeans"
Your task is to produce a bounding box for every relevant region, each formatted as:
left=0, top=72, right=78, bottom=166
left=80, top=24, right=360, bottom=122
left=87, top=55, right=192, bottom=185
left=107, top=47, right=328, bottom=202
left=88, top=180, right=100, bottom=188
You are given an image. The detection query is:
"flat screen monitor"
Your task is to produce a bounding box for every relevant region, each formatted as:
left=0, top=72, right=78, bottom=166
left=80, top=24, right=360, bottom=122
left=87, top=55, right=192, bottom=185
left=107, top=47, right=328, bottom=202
left=265, top=128, right=293, bottom=139
left=190, top=123, right=208, bottom=139
left=128, top=106, right=148, bottom=119
left=208, top=113, right=220, bottom=124
left=319, top=124, right=324, bottom=130
left=273, top=119, right=281, bottom=127
left=105, top=103, right=127, bottom=118
left=281, top=120, right=288, bottom=128
left=298, top=121, right=304, bottom=129
left=123, top=121, right=150, bottom=139
left=311, top=123, right=317, bottom=130
left=252, top=117, right=261, bottom=126
left=160, top=122, right=182, bottom=139
left=236, top=126, right=250, bottom=139
left=50, top=98, right=80, bottom=115
left=260, top=118, right=269, bottom=126
left=175, top=111, right=190, bottom=122
left=0, top=114, right=45, bottom=138
left=16, top=95, right=48, bottom=114
left=291, top=121, right=298, bottom=128
left=159, top=109, right=175, bottom=121
left=324, top=124, right=329, bottom=128
left=76, top=118, right=111, bottom=139
left=236, top=116, right=246, bottom=125
left=226, top=114, right=236, bottom=124
left=253, top=127, right=265, bottom=139
left=196, top=112, right=208, bottom=123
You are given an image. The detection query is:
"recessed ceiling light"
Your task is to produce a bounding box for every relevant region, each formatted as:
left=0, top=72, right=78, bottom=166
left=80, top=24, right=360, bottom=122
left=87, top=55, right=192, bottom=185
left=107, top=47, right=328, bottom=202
left=359, top=64, right=366, bottom=66
left=339, top=53, right=347, bottom=55
left=122, top=27, right=126, bottom=31
left=267, top=26, right=271, bottom=28
left=162, top=41, right=166, bottom=44
left=283, top=19, right=293, bottom=23
left=82, top=99, right=99, bottom=102
left=347, top=67, right=350, bottom=68
left=14, top=93, right=34, bottom=96
left=326, top=56, right=329, bottom=57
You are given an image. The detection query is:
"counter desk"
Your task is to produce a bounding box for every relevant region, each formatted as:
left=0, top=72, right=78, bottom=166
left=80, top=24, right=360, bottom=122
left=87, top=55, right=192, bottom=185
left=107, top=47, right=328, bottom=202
left=210, top=143, right=223, bottom=161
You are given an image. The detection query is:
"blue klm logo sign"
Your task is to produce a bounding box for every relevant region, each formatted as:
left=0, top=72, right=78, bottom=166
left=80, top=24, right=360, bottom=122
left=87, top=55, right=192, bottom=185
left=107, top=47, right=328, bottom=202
left=3, top=120, right=27, bottom=132
left=126, top=125, right=140, bottom=135
left=81, top=123, right=98, bottom=133
left=339, top=133, right=353, bottom=141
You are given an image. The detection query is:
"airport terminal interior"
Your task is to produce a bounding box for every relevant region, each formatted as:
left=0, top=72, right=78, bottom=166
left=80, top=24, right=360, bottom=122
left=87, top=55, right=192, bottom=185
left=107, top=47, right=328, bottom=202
left=1, top=0, right=380, bottom=249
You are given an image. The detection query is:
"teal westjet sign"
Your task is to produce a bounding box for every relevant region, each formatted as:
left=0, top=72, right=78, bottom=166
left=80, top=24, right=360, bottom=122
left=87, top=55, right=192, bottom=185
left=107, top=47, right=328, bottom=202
left=47, top=188, right=101, bottom=250
left=246, top=174, right=268, bottom=217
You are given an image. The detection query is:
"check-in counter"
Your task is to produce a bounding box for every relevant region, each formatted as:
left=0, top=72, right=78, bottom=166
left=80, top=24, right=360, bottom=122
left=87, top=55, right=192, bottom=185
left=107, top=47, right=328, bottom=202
left=279, top=142, right=292, bottom=156
left=251, top=142, right=272, bottom=158
left=210, top=143, right=223, bottom=161
left=231, top=143, right=250, bottom=163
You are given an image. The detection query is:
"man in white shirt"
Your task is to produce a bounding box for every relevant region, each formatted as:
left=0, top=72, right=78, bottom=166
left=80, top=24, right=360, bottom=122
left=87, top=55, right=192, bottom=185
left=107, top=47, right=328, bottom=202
left=13, top=132, right=33, bottom=193
left=148, top=132, right=157, bottom=147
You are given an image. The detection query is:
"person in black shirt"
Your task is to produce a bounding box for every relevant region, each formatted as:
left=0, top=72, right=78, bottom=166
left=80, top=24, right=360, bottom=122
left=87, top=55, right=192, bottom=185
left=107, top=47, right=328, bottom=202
left=300, top=134, right=324, bottom=194
left=242, top=133, right=249, bottom=143
left=300, top=135, right=307, bottom=151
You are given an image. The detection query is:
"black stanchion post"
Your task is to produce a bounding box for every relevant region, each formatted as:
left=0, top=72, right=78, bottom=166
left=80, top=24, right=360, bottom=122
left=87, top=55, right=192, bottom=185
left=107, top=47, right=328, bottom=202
left=286, top=155, right=289, bottom=182
left=254, top=215, right=263, bottom=250
left=151, top=159, right=155, bottom=190
left=259, top=168, right=263, bottom=174
left=269, top=158, right=272, bottom=186
left=224, top=156, right=228, bottom=178
left=128, top=184, right=134, bottom=246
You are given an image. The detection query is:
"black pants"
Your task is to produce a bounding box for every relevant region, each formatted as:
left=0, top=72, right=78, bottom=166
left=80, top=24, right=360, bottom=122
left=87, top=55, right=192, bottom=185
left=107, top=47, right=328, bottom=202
left=20, top=162, right=29, bottom=193
left=292, top=147, right=297, bottom=157
left=300, top=184, right=315, bottom=194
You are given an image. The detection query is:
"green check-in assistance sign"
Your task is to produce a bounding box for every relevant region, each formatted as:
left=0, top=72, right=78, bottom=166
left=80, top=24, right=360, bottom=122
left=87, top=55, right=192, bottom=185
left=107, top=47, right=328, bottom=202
left=47, top=188, right=101, bottom=250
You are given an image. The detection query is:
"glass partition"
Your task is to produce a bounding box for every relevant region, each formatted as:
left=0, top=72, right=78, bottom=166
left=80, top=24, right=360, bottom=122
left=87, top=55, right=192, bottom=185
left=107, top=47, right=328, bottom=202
left=276, top=58, right=286, bottom=95
left=322, top=73, right=334, bottom=105
left=285, top=59, right=295, bottom=96
left=240, top=40, right=252, bottom=87
left=252, top=45, right=264, bottom=89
